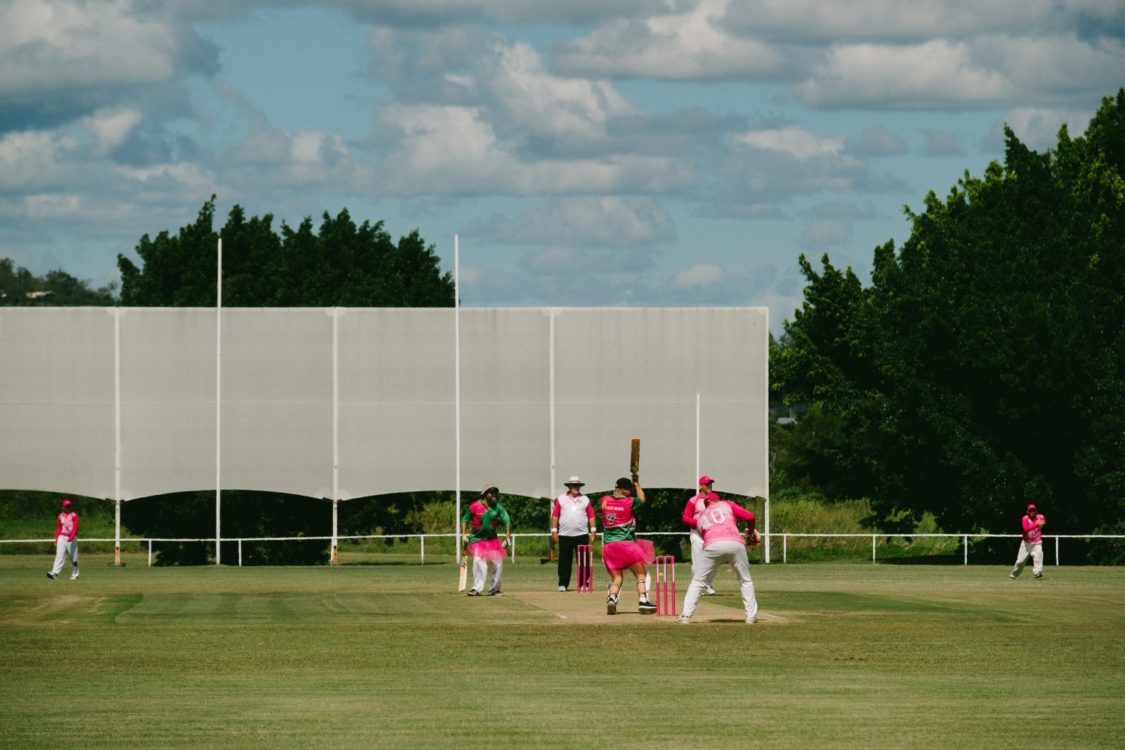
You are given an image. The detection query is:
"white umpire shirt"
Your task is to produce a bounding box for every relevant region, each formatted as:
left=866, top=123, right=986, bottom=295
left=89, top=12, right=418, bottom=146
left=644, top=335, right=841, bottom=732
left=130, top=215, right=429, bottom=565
left=554, top=493, right=593, bottom=537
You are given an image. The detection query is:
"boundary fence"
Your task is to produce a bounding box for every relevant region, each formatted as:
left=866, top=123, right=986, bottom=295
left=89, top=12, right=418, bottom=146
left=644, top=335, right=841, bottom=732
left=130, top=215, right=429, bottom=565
left=3, top=532, right=1123, bottom=567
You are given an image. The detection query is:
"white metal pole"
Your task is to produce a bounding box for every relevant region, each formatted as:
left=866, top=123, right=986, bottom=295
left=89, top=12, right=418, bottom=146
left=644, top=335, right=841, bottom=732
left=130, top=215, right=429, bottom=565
left=331, top=308, right=340, bottom=565
left=695, top=390, right=701, bottom=483
left=454, top=235, right=462, bottom=564
left=763, top=309, right=771, bottom=564
left=215, top=237, right=222, bottom=565
left=549, top=309, right=556, bottom=522
left=113, top=308, right=122, bottom=566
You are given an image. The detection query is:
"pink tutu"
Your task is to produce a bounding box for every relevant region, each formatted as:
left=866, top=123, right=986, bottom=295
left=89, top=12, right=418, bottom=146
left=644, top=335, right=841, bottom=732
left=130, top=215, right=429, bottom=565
left=469, top=538, right=507, bottom=561
left=601, top=539, right=655, bottom=573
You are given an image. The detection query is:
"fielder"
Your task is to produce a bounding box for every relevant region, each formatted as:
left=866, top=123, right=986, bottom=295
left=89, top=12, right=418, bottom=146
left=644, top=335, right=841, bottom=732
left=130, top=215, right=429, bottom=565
left=47, top=498, right=80, bottom=580
left=1009, top=503, right=1047, bottom=579
left=461, top=485, right=511, bottom=596
left=677, top=494, right=759, bottom=624
left=681, top=475, right=719, bottom=597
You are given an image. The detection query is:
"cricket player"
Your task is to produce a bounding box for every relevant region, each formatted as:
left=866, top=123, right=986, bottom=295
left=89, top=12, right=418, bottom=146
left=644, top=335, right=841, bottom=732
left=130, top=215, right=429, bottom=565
left=47, top=498, right=80, bottom=580
left=1009, top=503, right=1047, bottom=579
left=600, top=477, right=657, bottom=615
left=682, top=475, right=719, bottom=596
left=461, top=485, right=511, bottom=596
left=677, top=494, right=759, bottom=624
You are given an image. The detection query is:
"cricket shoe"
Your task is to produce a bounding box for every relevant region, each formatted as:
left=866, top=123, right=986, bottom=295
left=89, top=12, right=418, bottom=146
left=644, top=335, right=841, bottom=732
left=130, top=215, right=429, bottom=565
left=746, top=616, right=758, bottom=624
left=487, top=589, right=503, bottom=596
left=606, top=595, right=618, bottom=615
left=705, top=586, right=717, bottom=596
left=1034, top=573, right=1043, bottom=579
left=675, top=615, right=691, bottom=625
left=70, top=573, right=79, bottom=580
left=1008, top=573, right=1017, bottom=579
left=46, top=572, right=57, bottom=579
left=558, top=586, right=566, bottom=592
left=638, top=599, right=657, bottom=615
left=466, top=589, right=481, bottom=597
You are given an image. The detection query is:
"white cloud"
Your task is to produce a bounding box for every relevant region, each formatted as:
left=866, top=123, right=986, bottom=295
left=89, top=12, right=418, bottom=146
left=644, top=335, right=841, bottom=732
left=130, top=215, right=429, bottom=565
left=734, top=127, right=845, bottom=160
left=724, top=0, right=1059, bottom=42
left=675, top=263, right=724, bottom=289
left=81, top=109, right=143, bottom=155
left=848, top=126, right=908, bottom=157
left=0, top=0, right=195, bottom=98
left=801, top=219, right=851, bottom=248
left=797, top=40, right=1014, bottom=108
left=378, top=104, right=693, bottom=196
left=481, top=39, right=639, bottom=148
left=482, top=197, right=676, bottom=247
left=999, top=107, right=1094, bottom=151
left=0, top=128, right=78, bottom=191
left=553, top=0, right=782, bottom=80
left=923, top=130, right=965, bottom=157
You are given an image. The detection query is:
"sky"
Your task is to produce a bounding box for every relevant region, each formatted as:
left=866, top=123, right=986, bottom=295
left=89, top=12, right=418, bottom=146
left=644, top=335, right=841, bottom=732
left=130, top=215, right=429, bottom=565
left=1, top=0, right=1122, bottom=332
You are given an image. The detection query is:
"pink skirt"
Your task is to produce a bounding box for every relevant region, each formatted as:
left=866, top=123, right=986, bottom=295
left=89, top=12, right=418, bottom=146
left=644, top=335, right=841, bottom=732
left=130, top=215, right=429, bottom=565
left=469, top=538, right=507, bottom=561
left=601, top=539, right=655, bottom=573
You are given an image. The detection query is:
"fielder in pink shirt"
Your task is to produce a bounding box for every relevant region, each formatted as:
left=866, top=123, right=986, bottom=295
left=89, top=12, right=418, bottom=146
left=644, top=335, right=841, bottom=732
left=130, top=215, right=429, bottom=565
left=678, top=494, right=759, bottom=624
left=47, top=498, right=79, bottom=580
left=1009, top=503, right=1047, bottom=579
left=682, top=475, right=720, bottom=596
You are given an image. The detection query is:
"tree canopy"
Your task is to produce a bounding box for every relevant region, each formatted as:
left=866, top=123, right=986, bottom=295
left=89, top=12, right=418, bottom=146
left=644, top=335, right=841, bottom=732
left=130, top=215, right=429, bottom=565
left=773, top=90, right=1125, bottom=544
left=117, top=197, right=454, bottom=307
left=0, top=258, right=116, bottom=306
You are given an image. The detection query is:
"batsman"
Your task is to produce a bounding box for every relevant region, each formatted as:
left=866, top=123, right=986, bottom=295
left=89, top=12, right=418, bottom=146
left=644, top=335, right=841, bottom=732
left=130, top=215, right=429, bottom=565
left=598, top=438, right=658, bottom=615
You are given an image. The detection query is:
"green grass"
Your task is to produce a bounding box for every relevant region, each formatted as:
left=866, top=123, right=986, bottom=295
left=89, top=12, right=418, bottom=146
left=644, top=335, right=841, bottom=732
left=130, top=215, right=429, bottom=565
left=1, top=555, right=1123, bottom=749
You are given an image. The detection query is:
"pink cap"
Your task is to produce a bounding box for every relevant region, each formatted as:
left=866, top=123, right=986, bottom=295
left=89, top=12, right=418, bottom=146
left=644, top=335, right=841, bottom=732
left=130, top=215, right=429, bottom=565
left=698, top=475, right=714, bottom=486
left=61, top=499, right=72, bottom=508
left=1027, top=503, right=1037, bottom=513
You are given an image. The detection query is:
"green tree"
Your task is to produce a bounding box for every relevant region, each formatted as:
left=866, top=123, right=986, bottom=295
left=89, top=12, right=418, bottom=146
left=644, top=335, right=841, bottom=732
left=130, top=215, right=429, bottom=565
left=775, top=90, right=1125, bottom=552
left=1, top=258, right=116, bottom=305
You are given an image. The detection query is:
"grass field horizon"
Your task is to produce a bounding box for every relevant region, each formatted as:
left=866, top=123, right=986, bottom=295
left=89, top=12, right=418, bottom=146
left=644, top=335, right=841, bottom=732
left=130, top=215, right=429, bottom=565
left=2, top=555, right=1123, bottom=748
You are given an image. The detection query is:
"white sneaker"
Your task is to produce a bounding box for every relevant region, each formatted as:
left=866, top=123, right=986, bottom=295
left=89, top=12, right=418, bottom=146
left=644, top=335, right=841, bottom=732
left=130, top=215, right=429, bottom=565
left=70, top=573, right=79, bottom=580
left=558, top=586, right=566, bottom=592
left=746, top=616, right=758, bottom=624
left=705, top=586, right=717, bottom=596
left=675, top=615, right=691, bottom=624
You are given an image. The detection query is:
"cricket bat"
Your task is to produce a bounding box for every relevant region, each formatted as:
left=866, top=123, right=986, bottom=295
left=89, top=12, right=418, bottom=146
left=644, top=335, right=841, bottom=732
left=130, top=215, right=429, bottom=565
left=457, top=559, right=467, bottom=592
left=630, top=437, right=641, bottom=482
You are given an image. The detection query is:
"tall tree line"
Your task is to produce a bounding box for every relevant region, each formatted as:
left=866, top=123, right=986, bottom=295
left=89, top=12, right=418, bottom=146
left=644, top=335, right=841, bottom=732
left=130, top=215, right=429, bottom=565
left=773, top=90, right=1125, bottom=553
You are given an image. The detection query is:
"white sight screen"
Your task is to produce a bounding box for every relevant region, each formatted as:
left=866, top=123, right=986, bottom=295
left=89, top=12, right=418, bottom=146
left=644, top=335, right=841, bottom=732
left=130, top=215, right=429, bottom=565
left=0, top=307, right=767, bottom=501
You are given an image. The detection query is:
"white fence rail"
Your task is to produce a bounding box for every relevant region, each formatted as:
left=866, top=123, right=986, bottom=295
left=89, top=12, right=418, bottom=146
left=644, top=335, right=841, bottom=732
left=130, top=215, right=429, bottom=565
left=3, top=532, right=1123, bottom=567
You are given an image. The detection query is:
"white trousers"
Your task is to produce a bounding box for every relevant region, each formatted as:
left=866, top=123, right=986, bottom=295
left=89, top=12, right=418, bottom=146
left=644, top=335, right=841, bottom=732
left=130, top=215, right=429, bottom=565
left=1011, top=541, right=1043, bottom=577
left=50, top=537, right=79, bottom=576
left=681, top=540, right=757, bottom=620
left=472, top=556, right=504, bottom=594
left=689, top=532, right=716, bottom=593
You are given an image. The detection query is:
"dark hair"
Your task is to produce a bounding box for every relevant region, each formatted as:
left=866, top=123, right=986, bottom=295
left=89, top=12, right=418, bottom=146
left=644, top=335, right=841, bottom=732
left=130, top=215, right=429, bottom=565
left=615, top=477, right=634, bottom=493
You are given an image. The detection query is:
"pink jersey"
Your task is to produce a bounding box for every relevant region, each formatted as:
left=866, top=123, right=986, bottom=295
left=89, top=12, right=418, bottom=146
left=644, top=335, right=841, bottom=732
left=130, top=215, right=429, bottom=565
left=55, top=511, right=79, bottom=542
left=1022, top=514, right=1045, bottom=544
left=694, top=499, right=755, bottom=548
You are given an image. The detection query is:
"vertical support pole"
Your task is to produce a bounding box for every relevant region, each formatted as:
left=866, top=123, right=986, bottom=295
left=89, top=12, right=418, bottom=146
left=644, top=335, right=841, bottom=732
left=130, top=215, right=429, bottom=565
left=1055, top=536, right=1059, bottom=566
left=872, top=534, right=877, bottom=563
left=420, top=535, right=425, bottom=565
left=215, top=237, right=223, bottom=565
left=331, top=308, right=340, bottom=566
left=763, top=308, right=771, bottom=564
left=695, top=391, right=701, bottom=483
left=112, top=308, right=123, bottom=567
left=238, top=539, right=242, bottom=567
left=454, top=235, right=462, bottom=564
left=964, top=535, right=969, bottom=565
left=548, top=309, right=556, bottom=532
left=147, top=539, right=152, bottom=568
left=783, top=534, right=787, bottom=564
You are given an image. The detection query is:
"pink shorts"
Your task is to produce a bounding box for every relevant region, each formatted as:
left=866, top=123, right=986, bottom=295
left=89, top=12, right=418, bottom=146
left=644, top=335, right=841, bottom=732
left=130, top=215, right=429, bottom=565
left=601, top=539, right=655, bottom=573
left=469, top=538, right=507, bottom=561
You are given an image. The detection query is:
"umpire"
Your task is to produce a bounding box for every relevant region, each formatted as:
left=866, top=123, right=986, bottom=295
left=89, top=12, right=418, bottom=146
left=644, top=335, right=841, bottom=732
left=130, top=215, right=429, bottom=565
left=549, top=476, right=597, bottom=591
